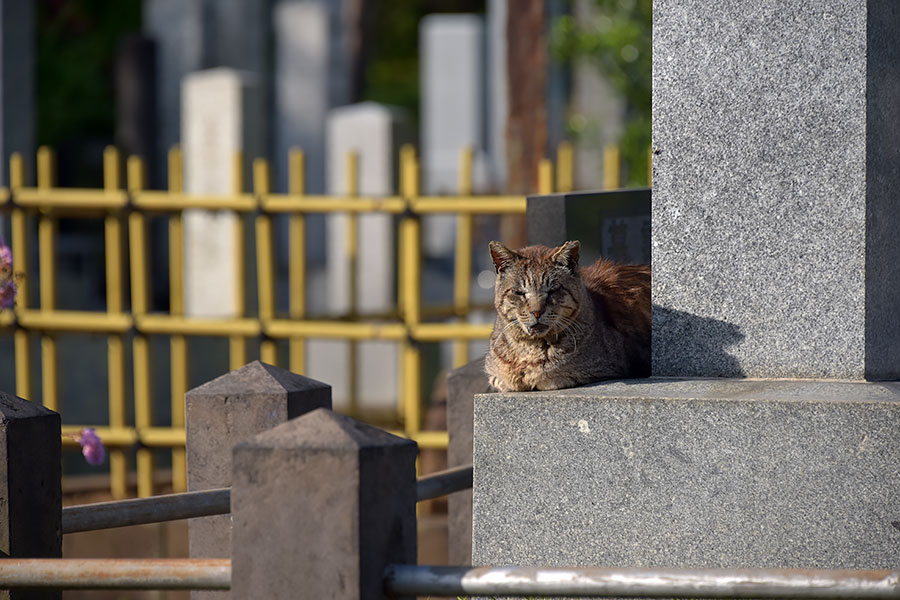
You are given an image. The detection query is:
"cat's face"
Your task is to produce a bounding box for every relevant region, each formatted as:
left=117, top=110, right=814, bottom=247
left=490, top=240, right=584, bottom=339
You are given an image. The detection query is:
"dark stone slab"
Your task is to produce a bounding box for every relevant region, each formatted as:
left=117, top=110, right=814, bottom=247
left=185, top=361, right=330, bottom=598
left=446, top=357, right=491, bottom=566
left=527, top=188, right=650, bottom=265
left=0, top=391, right=61, bottom=600
left=473, top=379, right=900, bottom=569
left=652, top=0, right=900, bottom=379
left=232, top=408, right=417, bottom=599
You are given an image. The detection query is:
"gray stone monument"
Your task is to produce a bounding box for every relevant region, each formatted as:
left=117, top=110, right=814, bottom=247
left=0, top=392, right=61, bottom=597
left=231, top=408, right=417, bottom=599
left=181, top=68, right=262, bottom=318
left=473, top=0, right=900, bottom=571
left=185, top=361, right=330, bottom=598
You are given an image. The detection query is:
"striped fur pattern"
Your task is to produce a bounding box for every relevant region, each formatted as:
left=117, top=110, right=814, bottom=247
left=485, top=240, right=650, bottom=392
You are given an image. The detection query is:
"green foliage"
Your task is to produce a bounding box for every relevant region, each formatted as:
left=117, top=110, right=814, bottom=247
left=37, top=0, right=141, bottom=146
left=551, top=0, right=651, bottom=186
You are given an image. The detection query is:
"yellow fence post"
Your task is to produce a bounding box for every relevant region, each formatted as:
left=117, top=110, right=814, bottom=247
left=345, top=151, right=359, bottom=416
left=399, top=144, right=422, bottom=434
left=556, top=141, right=574, bottom=193
left=603, top=145, right=621, bottom=190
left=229, top=151, right=247, bottom=370
left=168, top=146, right=188, bottom=493
left=255, top=158, right=277, bottom=365
left=128, top=155, right=154, bottom=498
left=452, top=147, right=474, bottom=368
left=287, top=149, right=306, bottom=375
left=538, top=158, right=554, bottom=195
left=103, top=147, right=128, bottom=498
left=10, top=153, right=31, bottom=401
left=36, top=147, right=59, bottom=412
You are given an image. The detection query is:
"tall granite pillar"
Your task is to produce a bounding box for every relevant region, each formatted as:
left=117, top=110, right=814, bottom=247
left=185, top=361, right=330, bottom=598
left=652, top=0, right=900, bottom=380
left=0, top=392, right=61, bottom=600
left=473, top=0, right=900, bottom=571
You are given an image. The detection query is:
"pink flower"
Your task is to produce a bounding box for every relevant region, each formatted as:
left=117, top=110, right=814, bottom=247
left=0, top=242, right=16, bottom=309
left=76, top=428, right=106, bottom=466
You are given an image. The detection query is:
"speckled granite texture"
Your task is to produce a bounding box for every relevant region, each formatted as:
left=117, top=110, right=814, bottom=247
left=472, top=379, right=900, bottom=568
left=651, top=0, right=900, bottom=379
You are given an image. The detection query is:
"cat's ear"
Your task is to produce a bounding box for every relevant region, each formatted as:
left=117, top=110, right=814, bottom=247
left=552, top=240, right=580, bottom=271
left=490, top=241, right=518, bottom=274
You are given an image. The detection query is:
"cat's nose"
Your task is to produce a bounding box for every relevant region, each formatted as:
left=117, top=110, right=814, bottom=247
left=532, top=309, right=543, bottom=318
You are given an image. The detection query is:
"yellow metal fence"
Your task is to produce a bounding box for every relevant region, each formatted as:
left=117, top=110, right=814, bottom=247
left=0, top=141, right=614, bottom=499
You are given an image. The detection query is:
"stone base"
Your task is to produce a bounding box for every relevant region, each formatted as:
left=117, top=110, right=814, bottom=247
left=473, top=378, right=900, bottom=569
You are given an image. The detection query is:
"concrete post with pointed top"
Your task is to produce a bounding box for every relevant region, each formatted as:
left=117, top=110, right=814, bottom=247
left=185, top=361, right=331, bottom=598
left=231, top=408, right=417, bottom=599
left=0, top=391, right=61, bottom=600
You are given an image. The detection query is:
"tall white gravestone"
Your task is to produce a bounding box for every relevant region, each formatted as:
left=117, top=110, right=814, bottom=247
left=307, top=102, right=410, bottom=412
left=182, top=68, right=262, bottom=318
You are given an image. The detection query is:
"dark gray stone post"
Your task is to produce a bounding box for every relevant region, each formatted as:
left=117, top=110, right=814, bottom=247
left=185, top=361, right=330, bottom=598
left=446, top=358, right=490, bottom=566
left=114, top=34, right=158, bottom=188
left=232, top=408, right=417, bottom=599
left=0, top=391, right=61, bottom=600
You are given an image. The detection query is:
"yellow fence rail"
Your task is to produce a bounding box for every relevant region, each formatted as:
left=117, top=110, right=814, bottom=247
left=0, top=141, right=624, bottom=499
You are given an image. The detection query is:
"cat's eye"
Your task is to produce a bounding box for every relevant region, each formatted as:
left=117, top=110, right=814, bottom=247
left=514, top=290, right=526, bottom=296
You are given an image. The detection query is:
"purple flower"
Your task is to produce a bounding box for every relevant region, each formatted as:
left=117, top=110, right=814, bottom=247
left=76, top=428, right=106, bottom=466
left=0, top=242, right=16, bottom=309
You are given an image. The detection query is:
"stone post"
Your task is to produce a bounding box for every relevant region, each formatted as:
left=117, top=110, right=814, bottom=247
left=181, top=68, right=262, bottom=318
left=472, top=0, right=900, bottom=571
left=0, top=391, right=61, bottom=600
left=306, top=102, right=410, bottom=412
left=446, top=359, right=490, bottom=566
left=232, top=408, right=417, bottom=599
left=185, top=361, right=330, bottom=598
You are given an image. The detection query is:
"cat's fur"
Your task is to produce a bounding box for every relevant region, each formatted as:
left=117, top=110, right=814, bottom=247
left=485, top=240, right=650, bottom=392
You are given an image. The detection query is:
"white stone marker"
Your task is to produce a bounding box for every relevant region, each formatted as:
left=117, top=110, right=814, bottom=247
left=420, top=14, right=489, bottom=256
left=307, top=102, right=410, bottom=411
left=182, top=68, right=262, bottom=318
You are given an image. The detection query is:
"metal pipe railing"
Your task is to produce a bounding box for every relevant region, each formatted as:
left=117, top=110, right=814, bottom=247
left=62, top=464, right=474, bottom=533
left=383, top=565, right=900, bottom=599
left=62, top=488, right=230, bottom=534
left=0, top=559, right=230, bottom=590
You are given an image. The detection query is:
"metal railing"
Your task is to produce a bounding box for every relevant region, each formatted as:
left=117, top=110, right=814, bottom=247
left=61, top=464, right=473, bottom=533
left=5, top=562, right=899, bottom=596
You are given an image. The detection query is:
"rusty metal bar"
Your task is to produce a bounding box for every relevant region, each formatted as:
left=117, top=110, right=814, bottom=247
left=62, top=463, right=474, bottom=533
left=0, top=559, right=230, bottom=590
left=384, top=565, right=900, bottom=599
left=415, top=464, right=472, bottom=502
left=62, top=488, right=230, bottom=534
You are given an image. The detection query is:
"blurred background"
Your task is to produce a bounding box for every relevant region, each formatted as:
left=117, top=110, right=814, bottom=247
left=0, top=0, right=650, bottom=588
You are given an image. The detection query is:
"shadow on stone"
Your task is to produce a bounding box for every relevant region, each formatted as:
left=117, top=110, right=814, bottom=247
left=652, top=304, right=745, bottom=378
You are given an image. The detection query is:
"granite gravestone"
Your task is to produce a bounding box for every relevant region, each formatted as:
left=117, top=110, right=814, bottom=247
left=473, top=0, right=900, bottom=571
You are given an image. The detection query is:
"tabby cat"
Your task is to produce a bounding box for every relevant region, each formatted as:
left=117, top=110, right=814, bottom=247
left=485, top=240, right=651, bottom=392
